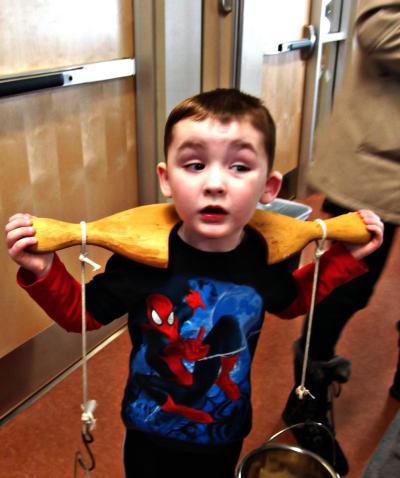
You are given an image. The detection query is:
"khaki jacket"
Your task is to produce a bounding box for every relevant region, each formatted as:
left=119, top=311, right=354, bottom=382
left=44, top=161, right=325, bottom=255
left=308, top=0, right=400, bottom=225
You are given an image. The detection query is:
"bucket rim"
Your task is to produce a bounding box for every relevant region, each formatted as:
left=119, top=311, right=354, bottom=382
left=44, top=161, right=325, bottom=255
left=236, top=442, right=340, bottom=478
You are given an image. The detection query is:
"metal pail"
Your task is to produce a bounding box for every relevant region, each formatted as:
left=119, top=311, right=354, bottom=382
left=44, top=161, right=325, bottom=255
left=236, top=423, right=340, bottom=478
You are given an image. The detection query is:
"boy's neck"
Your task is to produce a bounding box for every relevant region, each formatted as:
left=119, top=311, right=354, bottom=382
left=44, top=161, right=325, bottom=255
left=177, top=224, right=245, bottom=252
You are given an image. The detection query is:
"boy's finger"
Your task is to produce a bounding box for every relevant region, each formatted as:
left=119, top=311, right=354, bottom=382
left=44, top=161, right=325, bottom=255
left=7, top=213, right=32, bottom=222
left=5, top=226, right=36, bottom=248
left=5, top=216, right=32, bottom=233
left=8, top=236, right=37, bottom=254
left=365, top=225, right=384, bottom=244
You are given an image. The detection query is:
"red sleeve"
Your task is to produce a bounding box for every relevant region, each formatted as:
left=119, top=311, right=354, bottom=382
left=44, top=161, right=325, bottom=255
left=278, top=242, right=368, bottom=319
left=17, top=254, right=102, bottom=333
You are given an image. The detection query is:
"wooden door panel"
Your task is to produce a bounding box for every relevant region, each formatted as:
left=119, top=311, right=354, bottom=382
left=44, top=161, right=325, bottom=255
left=261, top=51, right=308, bottom=175
left=0, top=0, right=134, bottom=76
left=0, top=77, right=137, bottom=358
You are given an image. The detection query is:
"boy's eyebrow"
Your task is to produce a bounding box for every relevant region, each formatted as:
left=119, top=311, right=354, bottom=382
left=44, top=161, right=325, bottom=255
left=176, top=140, right=206, bottom=152
left=176, top=139, right=258, bottom=153
left=230, top=139, right=257, bottom=153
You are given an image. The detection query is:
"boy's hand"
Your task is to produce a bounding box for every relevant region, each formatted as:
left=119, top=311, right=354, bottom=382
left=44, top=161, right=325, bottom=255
left=5, top=213, right=54, bottom=278
left=344, top=209, right=384, bottom=260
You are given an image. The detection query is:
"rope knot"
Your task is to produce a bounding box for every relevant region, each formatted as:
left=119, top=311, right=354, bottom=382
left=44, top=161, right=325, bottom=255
left=81, top=399, right=97, bottom=431
left=295, top=385, right=315, bottom=400
left=79, top=253, right=101, bottom=271
left=79, top=221, right=101, bottom=271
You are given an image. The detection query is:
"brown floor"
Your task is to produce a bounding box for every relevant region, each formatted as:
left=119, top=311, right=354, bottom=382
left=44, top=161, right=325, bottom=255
left=1, top=194, right=399, bottom=478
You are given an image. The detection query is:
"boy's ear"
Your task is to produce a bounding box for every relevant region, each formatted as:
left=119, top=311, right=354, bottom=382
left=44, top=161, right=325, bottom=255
left=157, top=162, right=173, bottom=198
left=259, top=170, right=282, bottom=204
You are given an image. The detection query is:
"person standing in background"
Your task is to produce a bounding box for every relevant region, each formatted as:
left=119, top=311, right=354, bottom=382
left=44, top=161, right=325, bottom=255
left=282, top=1, right=400, bottom=476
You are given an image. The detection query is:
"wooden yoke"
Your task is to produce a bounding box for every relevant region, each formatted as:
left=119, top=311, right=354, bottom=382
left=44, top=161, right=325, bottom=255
left=30, top=203, right=371, bottom=267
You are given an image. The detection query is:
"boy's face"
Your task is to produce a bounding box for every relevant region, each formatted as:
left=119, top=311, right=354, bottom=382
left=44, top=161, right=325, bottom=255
left=157, top=117, right=282, bottom=252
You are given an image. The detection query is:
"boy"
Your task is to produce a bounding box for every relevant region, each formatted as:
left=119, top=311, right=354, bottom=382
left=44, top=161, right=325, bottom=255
left=5, top=88, right=383, bottom=478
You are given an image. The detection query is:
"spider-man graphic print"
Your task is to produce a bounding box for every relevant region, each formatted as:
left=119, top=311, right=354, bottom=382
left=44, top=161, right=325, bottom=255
left=123, top=276, right=264, bottom=445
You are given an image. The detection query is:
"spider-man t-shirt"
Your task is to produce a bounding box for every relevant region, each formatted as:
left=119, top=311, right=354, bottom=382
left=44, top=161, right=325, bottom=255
left=18, top=224, right=367, bottom=452
left=85, top=224, right=354, bottom=450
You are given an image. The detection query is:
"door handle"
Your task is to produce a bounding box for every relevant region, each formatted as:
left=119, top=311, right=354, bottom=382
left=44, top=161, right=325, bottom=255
left=264, top=25, right=316, bottom=59
left=0, top=59, right=135, bottom=99
left=0, top=73, right=65, bottom=98
left=279, top=25, right=316, bottom=58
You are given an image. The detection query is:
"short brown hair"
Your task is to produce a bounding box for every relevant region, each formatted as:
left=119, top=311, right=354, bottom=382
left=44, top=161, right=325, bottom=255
left=164, top=88, right=276, bottom=170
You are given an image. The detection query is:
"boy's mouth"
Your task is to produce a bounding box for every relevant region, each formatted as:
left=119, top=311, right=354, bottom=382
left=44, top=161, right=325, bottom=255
left=199, top=206, right=228, bottom=220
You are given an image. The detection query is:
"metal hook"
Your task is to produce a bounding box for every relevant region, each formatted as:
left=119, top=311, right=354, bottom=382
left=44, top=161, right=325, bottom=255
left=74, top=427, right=96, bottom=477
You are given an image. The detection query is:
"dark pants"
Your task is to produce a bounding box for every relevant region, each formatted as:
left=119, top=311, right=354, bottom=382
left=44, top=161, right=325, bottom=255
left=299, top=199, right=397, bottom=361
left=123, top=428, right=243, bottom=478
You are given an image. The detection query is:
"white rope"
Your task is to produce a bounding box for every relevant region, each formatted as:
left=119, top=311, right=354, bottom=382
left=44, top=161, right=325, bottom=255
left=71, top=222, right=104, bottom=477
left=74, top=221, right=102, bottom=476
left=315, top=218, right=328, bottom=242
left=296, top=218, right=327, bottom=400
left=79, top=221, right=101, bottom=430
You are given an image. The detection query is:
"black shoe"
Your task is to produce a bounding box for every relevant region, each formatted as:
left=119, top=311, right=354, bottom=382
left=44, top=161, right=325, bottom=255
left=282, top=389, right=349, bottom=476
left=389, top=383, right=400, bottom=401
left=389, top=322, right=400, bottom=401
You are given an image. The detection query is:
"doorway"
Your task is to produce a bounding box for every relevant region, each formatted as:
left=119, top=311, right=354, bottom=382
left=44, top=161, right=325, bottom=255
left=238, top=0, right=356, bottom=197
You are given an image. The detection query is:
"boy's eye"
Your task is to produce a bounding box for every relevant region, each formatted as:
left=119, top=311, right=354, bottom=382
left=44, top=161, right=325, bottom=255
left=231, top=164, right=250, bottom=172
left=185, top=162, right=205, bottom=171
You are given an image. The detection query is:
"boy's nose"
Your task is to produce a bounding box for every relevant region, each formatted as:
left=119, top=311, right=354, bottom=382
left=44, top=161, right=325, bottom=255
left=204, top=166, right=226, bottom=194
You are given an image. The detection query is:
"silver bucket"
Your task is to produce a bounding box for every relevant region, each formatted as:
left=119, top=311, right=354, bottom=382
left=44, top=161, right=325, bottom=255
left=236, top=423, right=340, bottom=478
